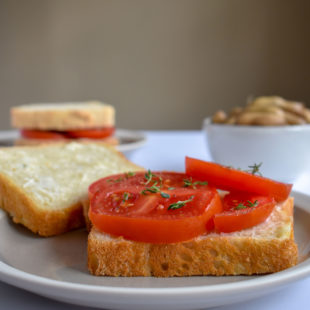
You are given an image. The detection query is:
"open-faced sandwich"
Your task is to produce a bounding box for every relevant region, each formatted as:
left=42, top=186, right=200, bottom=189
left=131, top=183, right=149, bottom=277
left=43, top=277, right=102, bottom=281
left=11, top=101, right=117, bottom=145
left=87, top=157, right=298, bottom=276
left=0, top=141, right=298, bottom=277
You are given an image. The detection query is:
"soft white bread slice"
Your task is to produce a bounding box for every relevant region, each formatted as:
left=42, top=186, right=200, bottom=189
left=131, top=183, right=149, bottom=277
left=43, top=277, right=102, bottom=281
left=11, top=101, right=115, bottom=130
left=88, top=197, right=298, bottom=276
left=0, top=143, right=143, bottom=236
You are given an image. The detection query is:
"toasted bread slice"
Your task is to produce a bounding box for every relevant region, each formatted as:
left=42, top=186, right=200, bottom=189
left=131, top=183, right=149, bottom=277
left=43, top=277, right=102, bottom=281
left=87, top=197, right=298, bottom=276
left=0, top=143, right=143, bottom=236
left=11, top=101, right=114, bottom=130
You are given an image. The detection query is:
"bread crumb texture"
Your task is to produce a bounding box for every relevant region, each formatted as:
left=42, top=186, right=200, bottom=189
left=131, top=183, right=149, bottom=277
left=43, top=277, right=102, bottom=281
left=11, top=101, right=115, bottom=130
left=88, top=198, right=298, bottom=276
left=0, top=143, right=143, bottom=236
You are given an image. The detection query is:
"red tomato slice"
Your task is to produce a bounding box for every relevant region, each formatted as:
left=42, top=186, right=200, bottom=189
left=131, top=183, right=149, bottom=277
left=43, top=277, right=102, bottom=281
left=185, top=157, right=292, bottom=202
left=213, top=192, right=276, bottom=233
left=21, top=129, right=66, bottom=140
left=88, top=172, right=143, bottom=200
left=66, top=127, right=115, bottom=139
left=89, top=171, right=223, bottom=243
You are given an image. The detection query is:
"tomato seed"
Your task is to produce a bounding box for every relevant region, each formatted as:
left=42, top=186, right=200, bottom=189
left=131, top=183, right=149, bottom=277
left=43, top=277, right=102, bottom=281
left=157, top=204, right=165, bottom=210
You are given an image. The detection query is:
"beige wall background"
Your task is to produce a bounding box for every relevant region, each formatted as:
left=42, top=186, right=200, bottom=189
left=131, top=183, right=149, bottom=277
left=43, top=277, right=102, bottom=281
left=0, top=0, right=309, bottom=130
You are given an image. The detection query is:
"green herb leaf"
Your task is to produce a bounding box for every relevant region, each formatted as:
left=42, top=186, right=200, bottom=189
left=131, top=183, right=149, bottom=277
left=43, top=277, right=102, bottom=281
left=193, top=181, right=208, bottom=186
left=107, top=177, right=123, bottom=183
left=235, top=203, right=247, bottom=210
left=168, top=195, right=194, bottom=210
left=108, top=172, right=135, bottom=183
left=141, top=182, right=161, bottom=195
left=247, top=200, right=259, bottom=208
left=183, top=178, right=193, bottom=187
left=183, top=178, right=208, bottom=189
left=125, top=171, right=135, bottom=178
left=167, top=187, right=175, bottom=190
left=122, top=192, right=130, bottom=202
left=234, top=200, right=259, bottom=210
left=160, top=192, right=170, bottom=198
left=144, top=169, right=156, bottom=185
left=247, top=163, right=262, bottom=176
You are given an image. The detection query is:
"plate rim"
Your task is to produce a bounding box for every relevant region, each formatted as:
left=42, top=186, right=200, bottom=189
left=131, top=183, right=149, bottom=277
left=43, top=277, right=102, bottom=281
left=0, top=129, right=147, bottom=153
left=0, top=190, right=310, bottom=298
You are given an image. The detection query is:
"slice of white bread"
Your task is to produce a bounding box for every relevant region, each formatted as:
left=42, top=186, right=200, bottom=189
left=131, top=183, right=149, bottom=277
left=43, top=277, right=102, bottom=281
left=0, top=143, right=143, bottom=236
left=11, top=101, right=115, bottom=130
left=87, top=197, right=298, bottom=276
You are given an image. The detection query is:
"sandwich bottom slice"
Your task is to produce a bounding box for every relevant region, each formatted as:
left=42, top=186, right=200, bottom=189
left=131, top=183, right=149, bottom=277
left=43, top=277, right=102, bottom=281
left=87, top=197, right=298, bottom=276
left=14, top=136, right=119, bottom=147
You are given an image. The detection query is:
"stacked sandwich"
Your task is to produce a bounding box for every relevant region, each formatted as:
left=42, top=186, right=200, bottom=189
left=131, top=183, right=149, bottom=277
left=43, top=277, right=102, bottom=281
left=11, top=101, right=117, bottom=145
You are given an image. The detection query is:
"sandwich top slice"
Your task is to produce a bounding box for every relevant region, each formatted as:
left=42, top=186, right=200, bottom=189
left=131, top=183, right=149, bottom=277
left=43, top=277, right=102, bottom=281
left=86, top=160, right=298, bottom=277
left=0, top=143, right=143, bottom=236
left=11, top=101, right=117, bottom=145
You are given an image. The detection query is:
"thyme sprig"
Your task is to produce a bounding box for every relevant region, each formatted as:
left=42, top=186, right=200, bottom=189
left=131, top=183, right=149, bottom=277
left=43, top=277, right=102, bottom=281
left=226, top=163, right=263, bottom=176
left=144, top=169, right=156, bottom=185
left=141, top=182, right=161, bottom=194
left=235, top=203, right=247, bottom=210
left=168, top=195, right=194, bottom=210
left=247, top=163, right=262, bottom=176
left=141, top=182, right=170, bottom=198
left=183, top=178, right=208, bottom=189
left=107, top=171, right=136, bottom=183
left=107, top=176, right=124, bottom=183
left=235, top=200, right=259, bottom=210
left=247, top=200, right=259, bottom=208
left=160, top=192, right=170, bottom=198
left=125, top=171, right=136, bottom=178
left=122, top=192, right=130, bottom=203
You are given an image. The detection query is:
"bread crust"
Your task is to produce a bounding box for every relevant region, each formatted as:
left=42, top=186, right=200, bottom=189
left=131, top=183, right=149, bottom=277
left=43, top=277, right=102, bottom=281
left=82, top=198, right=92, bottom=232
left=0, top=143, right=143, bottom=237
left=11, top=101, right=115, bottom=130
left=87, top=198, right=298, bottom=276
left=0, top=173, right=85, bottom=236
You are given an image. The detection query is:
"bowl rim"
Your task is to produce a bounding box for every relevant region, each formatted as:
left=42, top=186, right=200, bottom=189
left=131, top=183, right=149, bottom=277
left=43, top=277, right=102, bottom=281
left=203, top=117, right=310, bottom=132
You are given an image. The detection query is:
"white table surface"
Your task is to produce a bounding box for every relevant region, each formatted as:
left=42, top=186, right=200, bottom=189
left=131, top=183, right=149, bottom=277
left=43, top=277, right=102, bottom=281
left=1, top=130, right=310, bottom=310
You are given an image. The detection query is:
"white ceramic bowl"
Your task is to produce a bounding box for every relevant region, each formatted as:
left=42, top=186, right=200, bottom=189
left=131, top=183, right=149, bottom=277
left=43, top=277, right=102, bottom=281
left=203, top=117, right=310, bottom=183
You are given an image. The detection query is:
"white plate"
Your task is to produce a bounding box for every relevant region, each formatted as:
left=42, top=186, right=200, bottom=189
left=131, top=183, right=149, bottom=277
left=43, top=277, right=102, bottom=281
left=0, top=129, right=146, bottom=154
left=0, top=191, right=310, bottom=310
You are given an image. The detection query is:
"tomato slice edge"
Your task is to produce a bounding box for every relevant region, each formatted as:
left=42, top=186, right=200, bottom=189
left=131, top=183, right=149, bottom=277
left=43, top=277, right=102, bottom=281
left=21, top=127, right=115, bottom=140
left=21, top=129, right=66, bottom=140
left=185, top=157, right=292, bottom=202
left=66, top=127, right=115, bottom=139
left=213, top=194, right=276, bottom=233
left=89, top=189, right=222, bottom=243
left=88, top=171, right=223, bottom=243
